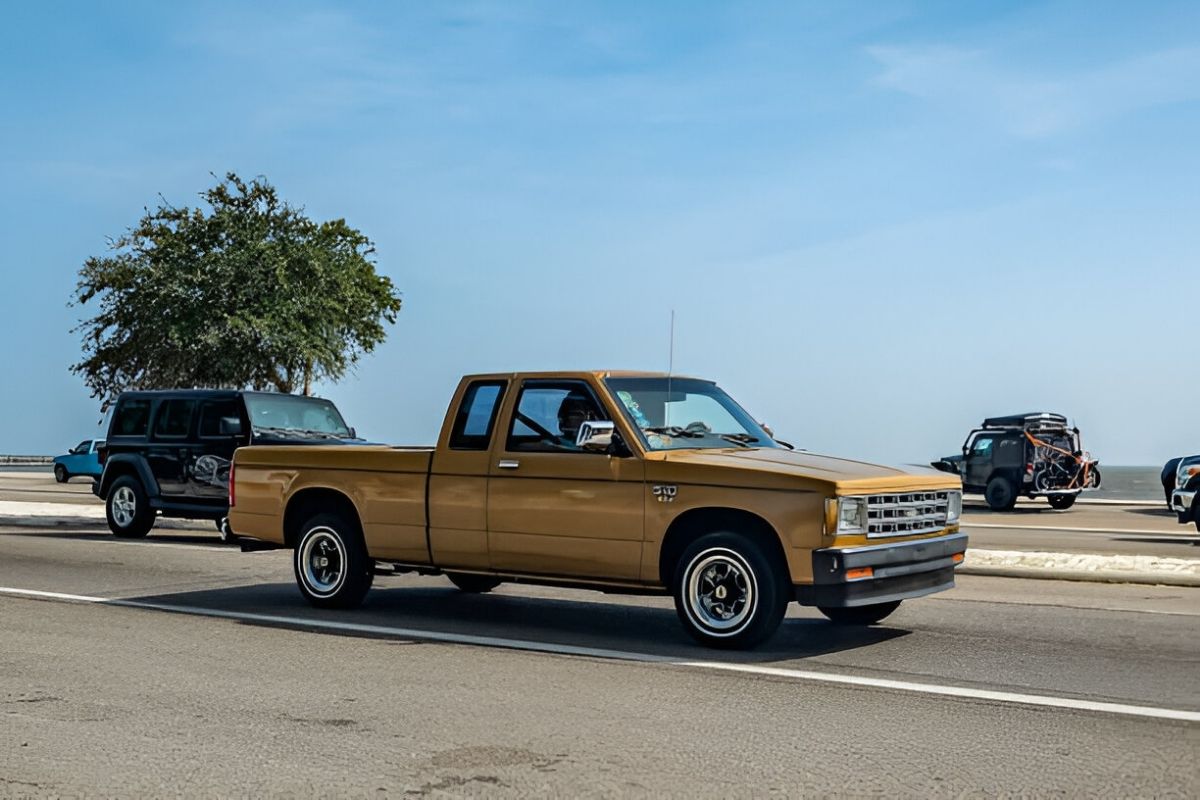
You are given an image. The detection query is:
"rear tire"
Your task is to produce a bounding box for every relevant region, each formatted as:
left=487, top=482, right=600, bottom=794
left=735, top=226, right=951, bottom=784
left=105, top=476, right=154, bottom=538
left=293, top=513, right=373, bottom=609
left=819, top=600, right=901, bottom=626
left=1048, top=494, right=1077, bottom=510
left=446, top=573, right=502, bottom=593
left=54, top=465, right=68, bottom=483
left=672, top=531, right=789, bottom=650
left=985, top=476, right=1017, bottom=511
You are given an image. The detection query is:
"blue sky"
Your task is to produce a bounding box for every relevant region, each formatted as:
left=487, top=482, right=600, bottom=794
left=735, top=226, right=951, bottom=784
left=1, top=1, right=1197, bottom=464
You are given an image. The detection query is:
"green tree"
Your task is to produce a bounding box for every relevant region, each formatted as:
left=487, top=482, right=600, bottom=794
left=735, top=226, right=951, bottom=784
left=72, top=173, right=402, bottom=406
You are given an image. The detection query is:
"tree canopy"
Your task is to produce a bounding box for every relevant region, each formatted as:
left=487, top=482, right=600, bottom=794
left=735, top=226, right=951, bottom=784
left=72, top=173, right=402, bottom=406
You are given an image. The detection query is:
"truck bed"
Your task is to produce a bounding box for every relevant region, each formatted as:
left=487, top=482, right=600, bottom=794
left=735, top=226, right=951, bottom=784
left=232, top=445, right=435, bottom=563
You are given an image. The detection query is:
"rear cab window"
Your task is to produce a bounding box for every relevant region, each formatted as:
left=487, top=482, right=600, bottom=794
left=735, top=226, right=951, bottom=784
left=449, top=381, right=507, bottom=450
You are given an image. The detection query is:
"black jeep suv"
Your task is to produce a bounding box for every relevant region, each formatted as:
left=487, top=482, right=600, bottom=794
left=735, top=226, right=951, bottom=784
left=94, top=390, right=359, bottom=540
left=932, top=413, right=1100, bottom=511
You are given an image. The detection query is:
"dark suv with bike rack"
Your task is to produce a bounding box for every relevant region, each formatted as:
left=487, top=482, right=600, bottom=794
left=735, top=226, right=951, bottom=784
left=94, top=389, right=359, bottom=541
left=931, top=413, right=1100, bottom=511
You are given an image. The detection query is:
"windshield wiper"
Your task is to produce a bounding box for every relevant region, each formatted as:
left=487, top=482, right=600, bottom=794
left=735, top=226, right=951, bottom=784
left=254, top=426, right=346, bottom=440
left=254, top=426, right=306, bottom=438
left=716, top=433, right=757, bottom=448
left=642, top=426, right=705, bottom=438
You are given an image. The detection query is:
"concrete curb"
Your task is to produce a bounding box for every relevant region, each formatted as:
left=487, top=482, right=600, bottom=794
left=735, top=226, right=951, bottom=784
left=963, top=549, right=1200, bottom=588
left=965, top=497, right=1163, bottom=508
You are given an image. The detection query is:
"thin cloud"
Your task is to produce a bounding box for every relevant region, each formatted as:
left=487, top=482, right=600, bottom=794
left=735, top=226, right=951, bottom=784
left=867, top=44, right=1200, bottom=139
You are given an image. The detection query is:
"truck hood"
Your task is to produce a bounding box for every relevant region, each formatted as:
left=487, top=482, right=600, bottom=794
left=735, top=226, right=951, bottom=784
left=656, top=447, right=962, bottom=493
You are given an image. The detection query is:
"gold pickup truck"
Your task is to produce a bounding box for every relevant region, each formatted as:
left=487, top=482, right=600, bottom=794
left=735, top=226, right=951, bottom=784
left=230, top=371, right=966, bottom=649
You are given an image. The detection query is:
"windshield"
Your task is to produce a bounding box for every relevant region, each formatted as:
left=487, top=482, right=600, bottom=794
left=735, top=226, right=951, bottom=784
left=243, top=393, right=352, bottom=439
left=605, top=377, right=779, bottom=451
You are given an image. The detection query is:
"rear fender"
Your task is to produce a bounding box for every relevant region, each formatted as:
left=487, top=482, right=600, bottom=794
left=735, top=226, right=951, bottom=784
left=98, top=454, right=160, bottom=499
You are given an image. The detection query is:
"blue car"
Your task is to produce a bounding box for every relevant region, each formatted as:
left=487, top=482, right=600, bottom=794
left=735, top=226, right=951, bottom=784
left=53, top=439, right=104, bottom=483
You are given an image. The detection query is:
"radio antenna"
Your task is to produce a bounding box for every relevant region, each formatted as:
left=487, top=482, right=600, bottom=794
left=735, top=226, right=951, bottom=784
left=666, top=310, right=675, bottom=427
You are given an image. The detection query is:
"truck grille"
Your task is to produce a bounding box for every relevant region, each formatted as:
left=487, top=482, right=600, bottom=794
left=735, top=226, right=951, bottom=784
left=866, top=491, right=951, bottom=538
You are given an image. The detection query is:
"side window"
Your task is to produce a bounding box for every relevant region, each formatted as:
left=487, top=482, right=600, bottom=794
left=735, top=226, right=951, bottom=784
left=153, top=400, right=197, bottom=439
left=449, top=381, right=507, bottom=450
left=111, top=400, right=151, bottom=436
left=198, top=399, right=241, bottom=437
left=73, top=440, right=90, bottom=454
left=972, top=436, right=994, bottom=457
left=507, top=382, right=605, bottom=453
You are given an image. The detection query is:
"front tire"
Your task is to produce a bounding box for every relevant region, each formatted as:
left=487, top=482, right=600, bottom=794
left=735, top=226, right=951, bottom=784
left=985, top=476, right=1018, bottom=511
left=54, top=465, right=68, bottom=483
left=105, top=476, right=154, bottom=538
left=293, top=513, right=373, bottom=609
left=1048, top=493, right=1077, bottom=510
left=673, top=531, right=788, bottom=650
left=819, top=600, right=901, bottom=626
left=446, top=573, right=502, bottom=593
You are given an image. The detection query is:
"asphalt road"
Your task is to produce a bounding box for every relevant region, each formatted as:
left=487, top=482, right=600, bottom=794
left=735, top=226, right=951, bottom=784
left=1, top=524, right=1197, bottom=796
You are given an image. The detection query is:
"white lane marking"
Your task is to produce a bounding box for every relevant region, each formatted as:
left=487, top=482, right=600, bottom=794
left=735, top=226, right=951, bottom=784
left=964, top=522, right=1192, bottom=536
left=674, top=661, right=1200, bottom=722
left=2, top=585, right=1197, bottom=723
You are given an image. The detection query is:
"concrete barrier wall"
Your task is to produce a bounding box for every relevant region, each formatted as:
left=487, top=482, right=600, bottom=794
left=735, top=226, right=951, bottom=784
left=0, top=456, right=53, bottom=464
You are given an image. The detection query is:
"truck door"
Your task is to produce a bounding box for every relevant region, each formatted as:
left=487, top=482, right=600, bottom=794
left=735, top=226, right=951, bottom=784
left=485, top=379, right=645, bottom=581
left=965, top=433, right=996, bottom=489
left=146, top=399, right=198, bottom=497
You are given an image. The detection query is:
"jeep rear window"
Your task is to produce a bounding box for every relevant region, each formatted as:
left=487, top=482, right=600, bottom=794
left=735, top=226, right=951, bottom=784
left=111, top=399, right=151, bottom=436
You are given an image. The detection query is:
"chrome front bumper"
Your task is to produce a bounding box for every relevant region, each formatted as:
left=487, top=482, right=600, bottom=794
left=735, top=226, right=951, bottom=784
left=1171, top=489, right=1195, bottom=514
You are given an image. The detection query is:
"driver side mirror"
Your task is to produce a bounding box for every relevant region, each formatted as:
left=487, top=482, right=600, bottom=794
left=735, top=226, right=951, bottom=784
left=576, top=420, right=615, bottom=453
left=219, top=416, right=244, bottom=436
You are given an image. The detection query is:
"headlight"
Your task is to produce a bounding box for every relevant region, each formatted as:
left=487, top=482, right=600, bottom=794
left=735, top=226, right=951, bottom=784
left=947, top=490, right=962, bottom=522
left=837, top=496, right=868, bottom=534
left=1179, top=461, right=1200, bottom=489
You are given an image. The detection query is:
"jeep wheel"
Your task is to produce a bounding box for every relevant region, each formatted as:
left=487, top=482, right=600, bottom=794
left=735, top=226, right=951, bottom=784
left=54, top=465, right=68, bottom=483
left=446, top=573, right=502, bottom=593
left=673, top=531, right=788, bottom=650
left=985, top=476, right=1017, bottom=511
left=1048, top=493, right=1077, bottom=510
left=819, top=600, right=901, bottom=626
left=105, top=476, right=154, bottom=538
left=293, top=513, right=373, bottom=609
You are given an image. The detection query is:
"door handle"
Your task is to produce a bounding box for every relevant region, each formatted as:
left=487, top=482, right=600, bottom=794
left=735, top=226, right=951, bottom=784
left=498, top=459, right=520, bottom=470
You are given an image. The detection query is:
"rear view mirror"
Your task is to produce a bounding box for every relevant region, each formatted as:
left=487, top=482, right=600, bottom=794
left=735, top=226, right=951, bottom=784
left=576, top=420, right=615, bottom=453
left=219, top=416, right=244, bottom=436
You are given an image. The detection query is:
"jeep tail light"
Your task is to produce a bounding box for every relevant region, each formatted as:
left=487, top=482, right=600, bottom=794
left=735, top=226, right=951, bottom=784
left=228, top=460, right=236, bottom=508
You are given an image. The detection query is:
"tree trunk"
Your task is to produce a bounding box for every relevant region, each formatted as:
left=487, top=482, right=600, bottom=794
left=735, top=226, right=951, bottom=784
left=303, top=361, right=312, bottom=396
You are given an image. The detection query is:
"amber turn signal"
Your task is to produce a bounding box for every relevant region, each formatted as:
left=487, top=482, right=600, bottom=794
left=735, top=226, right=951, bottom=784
left=845, top=567, right=874, bottom=581
left=952, top=552, right=965, bottom=563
